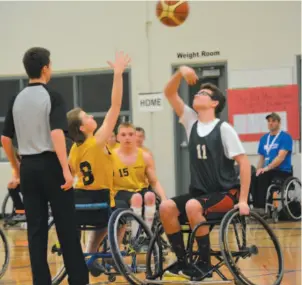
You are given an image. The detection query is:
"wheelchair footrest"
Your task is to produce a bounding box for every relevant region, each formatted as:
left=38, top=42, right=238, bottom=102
left=145, top=279, right=232, bottom=284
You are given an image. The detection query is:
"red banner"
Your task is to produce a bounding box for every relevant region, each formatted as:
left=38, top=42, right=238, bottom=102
left=228, top=85, right=300, bottom=141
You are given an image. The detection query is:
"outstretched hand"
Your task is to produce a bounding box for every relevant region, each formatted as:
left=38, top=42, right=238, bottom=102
left=179, top=65, right=198, bottom=85
left=107, top=51, right=131, bottom=74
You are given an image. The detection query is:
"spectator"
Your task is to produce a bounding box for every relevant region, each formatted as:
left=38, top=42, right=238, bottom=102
left=253, top=112, right=293, bottom=213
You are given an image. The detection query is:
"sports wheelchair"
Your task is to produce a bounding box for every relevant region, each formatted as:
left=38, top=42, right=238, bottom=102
left=1, top=192, right=26, bottom=228
left=48, top=202, right=167, bottom=284
left=0, top=226, right=10, bottom=279
left=265, top=171, right=301, bottom=223
left=108, top=208, right=284, bottom=285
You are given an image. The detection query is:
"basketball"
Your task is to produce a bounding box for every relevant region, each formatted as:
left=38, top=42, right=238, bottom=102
left=156, top=0, right=189, bottom=27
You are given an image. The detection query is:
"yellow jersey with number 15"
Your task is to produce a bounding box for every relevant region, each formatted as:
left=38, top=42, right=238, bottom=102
left=69, top=137, right=114, bottom=207
left=112, top=148, right=149, bottom=193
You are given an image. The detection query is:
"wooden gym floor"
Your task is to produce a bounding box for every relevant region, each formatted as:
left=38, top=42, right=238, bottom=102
left=0, top=220, right=301, bottom=285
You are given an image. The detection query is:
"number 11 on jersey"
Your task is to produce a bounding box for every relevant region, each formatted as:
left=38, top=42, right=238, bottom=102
left=197, top=144, right=207, bottom=159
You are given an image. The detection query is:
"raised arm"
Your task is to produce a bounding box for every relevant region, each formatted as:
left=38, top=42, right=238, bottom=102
left=164, top=66, right=198, bottom=117
left=95, top=52, right=131, bottom=147
left=144, top=152, right=167, bottom=201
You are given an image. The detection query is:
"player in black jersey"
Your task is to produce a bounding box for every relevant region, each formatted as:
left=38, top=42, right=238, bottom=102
left=160, top=66, right=251, bottom=281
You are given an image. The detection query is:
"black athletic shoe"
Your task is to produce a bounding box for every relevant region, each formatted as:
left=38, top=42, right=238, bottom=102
left=180, top=262, right=213, bottom=281
left=87, top=260, right=106, bottom=277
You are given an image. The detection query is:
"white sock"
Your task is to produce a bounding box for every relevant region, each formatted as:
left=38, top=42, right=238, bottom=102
left=131, top=207, right=142, bottom=239
left=86, top=230, right=106, bottom=253
left=144, top=205, right=156, bottom=230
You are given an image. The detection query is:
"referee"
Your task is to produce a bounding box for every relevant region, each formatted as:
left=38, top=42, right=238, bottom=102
left=1, top=47, right=89, bottom=285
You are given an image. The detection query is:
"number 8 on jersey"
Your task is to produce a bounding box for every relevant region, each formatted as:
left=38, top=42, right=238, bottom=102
left=80, top=161, right=95, bottom=186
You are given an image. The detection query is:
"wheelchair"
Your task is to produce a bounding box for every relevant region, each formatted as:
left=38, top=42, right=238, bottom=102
left=0, top=226, right=10, bottom=279
left=1, top=192, right=26, bottom=228
left=108, top=207, right=284, bottom=285
left=49, top=202, right=163, bottom=284
left=49, top=203, right=118, bottom=284
left=2, top=192, right=53, bottom=229
left=265, top=172, right=301, bottom=223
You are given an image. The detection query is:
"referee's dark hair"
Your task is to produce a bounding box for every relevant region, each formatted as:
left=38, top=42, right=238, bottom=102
left=23, top=47, right=51, bottom=79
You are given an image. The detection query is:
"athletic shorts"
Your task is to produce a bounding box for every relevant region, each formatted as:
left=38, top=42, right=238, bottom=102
left=172, top=188, right=239, bottom=224
left=115, top=188, right=153, bottom=209
left=74, top=189, right=112, bottom=227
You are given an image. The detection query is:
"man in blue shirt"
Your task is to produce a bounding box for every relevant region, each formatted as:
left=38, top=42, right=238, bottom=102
left=253, top=112, right=293, bottom=211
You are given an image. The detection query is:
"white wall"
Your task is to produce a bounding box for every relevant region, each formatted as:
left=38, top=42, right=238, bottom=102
left=0, top=1, right=300, bottom=201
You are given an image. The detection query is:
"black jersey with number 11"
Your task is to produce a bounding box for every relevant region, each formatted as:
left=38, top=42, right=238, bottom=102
left=188, top=120, right=239, bottom=195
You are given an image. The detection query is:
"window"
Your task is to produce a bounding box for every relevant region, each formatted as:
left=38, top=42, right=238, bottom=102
left=0, top=70, right=132, bottom=161
left=94, top=116, right=105, bottom=128
left=23, top=77, right=74, bottom=111
left=78, top=72, right=130, bottom=113
left=48, top=77, right=74, bottom=111
left=0, top=121, right=18, bottom=160
left=0, top=79, right=20, bottom=117
left=93, top=114, right=131, bottom=134
left=0, top=122, right=4, bottom=142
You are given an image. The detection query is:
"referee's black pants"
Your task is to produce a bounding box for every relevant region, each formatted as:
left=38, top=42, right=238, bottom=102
left=20, top=152, right=89, bottom=285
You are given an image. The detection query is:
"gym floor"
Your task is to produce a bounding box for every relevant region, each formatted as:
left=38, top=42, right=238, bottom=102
left=0, top=220, right=301, bottom=285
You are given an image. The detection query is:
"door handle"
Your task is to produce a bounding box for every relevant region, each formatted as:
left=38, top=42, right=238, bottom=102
left=180, top=141, right=188, bottom=148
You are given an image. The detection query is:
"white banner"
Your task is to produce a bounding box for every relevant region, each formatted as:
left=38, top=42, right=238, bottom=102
left=138, top=92, right=164, bottom=112
left=233, top=111, right=287, bottom=134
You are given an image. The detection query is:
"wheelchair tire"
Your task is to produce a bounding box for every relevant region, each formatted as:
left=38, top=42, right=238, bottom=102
left=0, top=227, right=10, bottom=279
left=49, top=220, right=67, bottom=285
left=108, top=208, right=161, bottom=285
left=220, top=208, right=284, bottom=285
left=1, top=193, right=14, bottom=223
left=281, top=177, right=301, bottom=221
left=146, top=223, right=163, bottom=280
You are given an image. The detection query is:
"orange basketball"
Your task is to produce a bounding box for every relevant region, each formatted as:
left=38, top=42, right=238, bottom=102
left=156, top=0, right=189, bottom=27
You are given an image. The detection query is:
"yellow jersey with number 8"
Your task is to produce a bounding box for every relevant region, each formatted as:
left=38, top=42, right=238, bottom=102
left=112, top=148, right=149, bottom=193
left=69, top=137, right=114, bottom=206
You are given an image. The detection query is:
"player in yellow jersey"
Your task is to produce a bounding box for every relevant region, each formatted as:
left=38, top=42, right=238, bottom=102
left=113, top=122, right=166, bottom=238
left=107, top=131, right=120, bottom=153
left=135, top=126, right=152, bottom=155
left=67, top=51, right=130, bottom=277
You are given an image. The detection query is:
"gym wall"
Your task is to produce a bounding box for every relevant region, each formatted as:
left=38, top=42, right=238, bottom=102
left=0, top=1, right=300, bottom=200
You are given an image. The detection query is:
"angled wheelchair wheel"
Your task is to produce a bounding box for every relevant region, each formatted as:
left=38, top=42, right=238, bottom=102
left=146, top=223, right=164, bottom=280
left=0, top=227, right=10, bottom=279
left=1, top=193, right=15, bottom=226
left=108, top=208, right=161, bottom=285
left=48, top=220, right=67, bottom=285
left=220, top=209, right=284, bottom=285
left=281, top=177, right=301, bottom=221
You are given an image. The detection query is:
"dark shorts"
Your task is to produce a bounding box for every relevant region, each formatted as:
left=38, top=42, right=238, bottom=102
left=172, top=188, right=239, bottom=224
left=74, top=189, right=112, bottom=227
left=115, top=188, right=154, bottom=208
